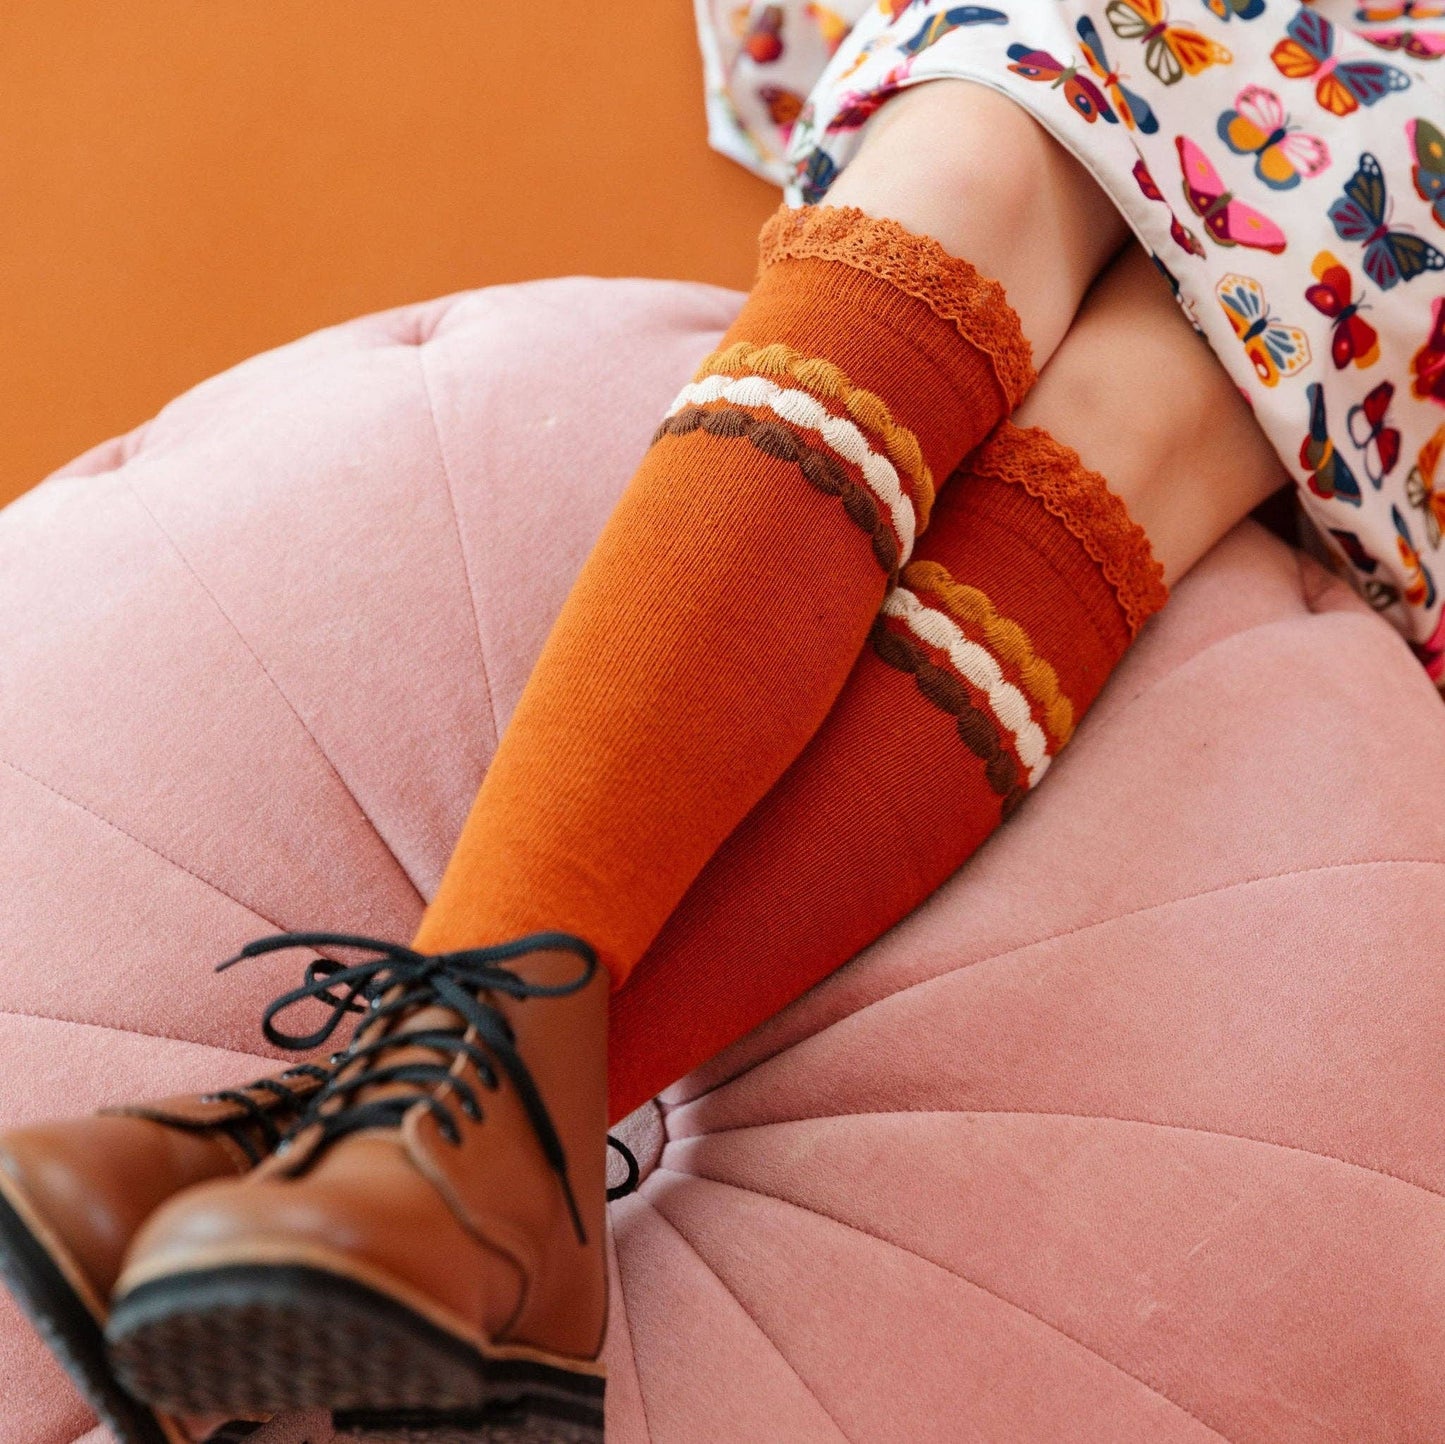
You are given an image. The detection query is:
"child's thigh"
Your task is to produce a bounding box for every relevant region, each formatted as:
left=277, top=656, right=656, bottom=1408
left=1019, top=242, right=1287, bottom=585
left=824, top=80, right=1129, bottom=366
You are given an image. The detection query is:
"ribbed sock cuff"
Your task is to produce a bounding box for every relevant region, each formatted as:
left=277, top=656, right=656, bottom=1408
left=757, top=203, right=1036, bottom=411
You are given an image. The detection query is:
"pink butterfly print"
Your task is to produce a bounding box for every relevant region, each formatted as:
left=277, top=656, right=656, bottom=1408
left=1177, top=135, right=1289, bottom=253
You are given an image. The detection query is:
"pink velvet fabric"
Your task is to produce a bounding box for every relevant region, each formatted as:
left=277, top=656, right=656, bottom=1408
left=2, top=279, right=1443, bottom=1444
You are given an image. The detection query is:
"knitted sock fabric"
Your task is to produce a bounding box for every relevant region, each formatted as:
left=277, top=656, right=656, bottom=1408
left=608, top=420, right=1168, bottom=1120
left=412, top=204, right=1034, bottom=985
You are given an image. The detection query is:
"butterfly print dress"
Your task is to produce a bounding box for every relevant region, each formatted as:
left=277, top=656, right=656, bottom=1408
left=697, top=0, right=1445, bottom=681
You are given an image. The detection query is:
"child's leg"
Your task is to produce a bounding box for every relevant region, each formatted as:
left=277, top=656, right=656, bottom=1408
left=608, top=241, right=1287, bottom=1120
left=412, top=82, right=1126, bottom=988
left=106, top=86, right=1154, bottom=1425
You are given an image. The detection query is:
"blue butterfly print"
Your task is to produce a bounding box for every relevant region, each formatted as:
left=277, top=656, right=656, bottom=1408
left=1328, top=153, right=1445, bottom=289
left=797, top=149, right=839, bottom=206
left=1271, top=10, right=1411, bottom=116
left=1204, top=0, right=1265, bottom=20
left=1076, top=16, right=1160, bottom=133
left=1302, top=382, right=1362, bottom=505
left=899, top=5, right=1009, bottom=56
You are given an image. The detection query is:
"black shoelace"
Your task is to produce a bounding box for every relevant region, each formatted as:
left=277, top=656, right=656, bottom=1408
left=201, top=1064, right=333, bottom=1165
left=606, top=1134, right=640, bottom=1201
left=219, top=929, right=599, bottom=1245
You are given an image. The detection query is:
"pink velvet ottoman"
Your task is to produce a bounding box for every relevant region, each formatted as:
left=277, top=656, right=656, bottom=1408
left=3, top=278, right=1444, bottom=1444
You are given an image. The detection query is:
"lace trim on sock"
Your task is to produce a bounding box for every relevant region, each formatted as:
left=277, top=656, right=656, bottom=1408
left=901, top=560, right=1076, bottom=749
left=691, top=340, right=935, bottom=530
left=758, top=203, right=1036, bottom=412
left=654, top=403, right=903, bottom=576
left=971, top=422, right=1169, bottom=637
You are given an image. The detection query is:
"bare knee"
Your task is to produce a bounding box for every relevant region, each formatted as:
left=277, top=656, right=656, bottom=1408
left=824, top=80, right=1128, bottom=363
left=1019, top=244, right=1288, bottom=584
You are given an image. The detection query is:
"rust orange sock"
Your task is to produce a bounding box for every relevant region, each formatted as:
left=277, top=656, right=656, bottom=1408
left=412, top=204, right=1034, bottom=984
left=607, top=420, right=1168, bottom=1119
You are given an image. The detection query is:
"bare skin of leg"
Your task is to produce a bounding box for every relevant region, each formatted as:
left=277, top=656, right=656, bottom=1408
left=1020, top=241, right=1289, bottom=585
left=825, top=81, right=1131, bottom=365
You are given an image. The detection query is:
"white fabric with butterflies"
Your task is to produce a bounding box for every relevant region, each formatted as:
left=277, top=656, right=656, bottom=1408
left=697, top=0, right=1445, bottom=679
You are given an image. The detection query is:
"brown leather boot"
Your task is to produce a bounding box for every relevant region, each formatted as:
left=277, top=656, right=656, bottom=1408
left=0, top=1064, right=328, bottom=1444
left=105, top=931, right=610, bottom=1444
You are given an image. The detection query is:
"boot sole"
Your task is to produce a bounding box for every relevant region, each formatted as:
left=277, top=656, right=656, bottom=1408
left=0, top=1172, right=176, bottom=1444
left=107, top=1264, right=604, bottom=1443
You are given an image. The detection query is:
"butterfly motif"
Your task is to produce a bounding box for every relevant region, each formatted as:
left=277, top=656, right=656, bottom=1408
left=1301, top=382, right=1362, bottom=504
left=1134, top=159, right=1207, bottom=254
left=826, top=64, right=912, bottom=133
left=1355, top=0, right=1443, bottom=20
left=1216, top=274, right=1313, bottom=386
left=1217, top=84, right=1330, bottom=190
left=1177, top=136, right=1289, bottom=252
left=1393, top=504, right=1438, bottom=607
left=1412, top=605, right=1445, bottom=680
left=795, top=147, right=839, bottom=204
left=1327, top=529, right=1403, bottom=608
left=1358, top=27, right=1445, bottom=57
left=1347, top=380, right=1402, bottom=484
left=1329, top=153, right=1445, bottom=289
left=742, top=4, right=786, bottom=62
left=758, top=85, right=806, bottom=131
left=1409, top=119, right=1445, bottom=231
left=1328, top=526, right=1382, bottom=572
left=804, top=2, right=852, bottom=54
left=1204, top=0, right=1265, bottom=23
left=1271, top=9, right=1411, bottom=115
left=1305, top=251, right=1381, bottom=369
left=1007, top=44, right=1116, bottom=122
left=1413, top=296, right=1445, bottom=406
left=1104, top=0, right=1232, bottom=84
left=900, top=5, right=1008, bottom=54
left=1077, top=17, right=1160, bottom=131
left=1406, top=426, right=1445, bottom=547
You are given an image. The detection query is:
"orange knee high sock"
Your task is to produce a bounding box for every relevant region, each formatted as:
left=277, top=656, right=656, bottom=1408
left=607, top=421, right=1168, bottom=1120
left=413, top=205, right=1034, bottom=984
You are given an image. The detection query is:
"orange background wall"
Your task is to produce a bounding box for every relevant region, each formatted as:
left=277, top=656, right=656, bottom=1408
left=0, top=3, right=776, bottom=507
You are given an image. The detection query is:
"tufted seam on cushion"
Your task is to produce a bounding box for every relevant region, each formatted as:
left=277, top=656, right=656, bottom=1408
left=682, top=859, right=1445, bottom=1111
left=415, top=345, right=501, bottom=755
left=122, top=479, right=426, bottom=905
left=0, top=755, right=285, bottom=930
left=1103, top=611, right=1414, bottom=738
left=639, top=1191, right=856, bottom=1443
left=0, top=1007, right=275, bottom=1062
left=604, top=1212, right=658, bottom=1444
left=659, top=1169, right=1234, bottom=1443
left=688, top=1111, right=1445, bottom=1206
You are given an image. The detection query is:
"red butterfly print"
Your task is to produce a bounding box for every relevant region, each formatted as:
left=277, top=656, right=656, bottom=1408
left=1414, top=296, right=1445, bottom=407
left=1304, top=251, right=1381, bottom=369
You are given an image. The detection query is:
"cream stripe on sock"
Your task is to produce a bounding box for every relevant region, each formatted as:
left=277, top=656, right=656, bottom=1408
left=881, top=586, right=1051, bottom=786
left=667, top=374, right=918, bottom=562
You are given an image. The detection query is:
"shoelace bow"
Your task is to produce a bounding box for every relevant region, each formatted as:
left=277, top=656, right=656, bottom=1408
left=219, top=929, right=599, bottom=1245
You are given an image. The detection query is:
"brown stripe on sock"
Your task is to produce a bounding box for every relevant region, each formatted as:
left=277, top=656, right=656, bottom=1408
left=869, top=614, right=1026, bottom=816
left=653, top=404, right=902, bottom=576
